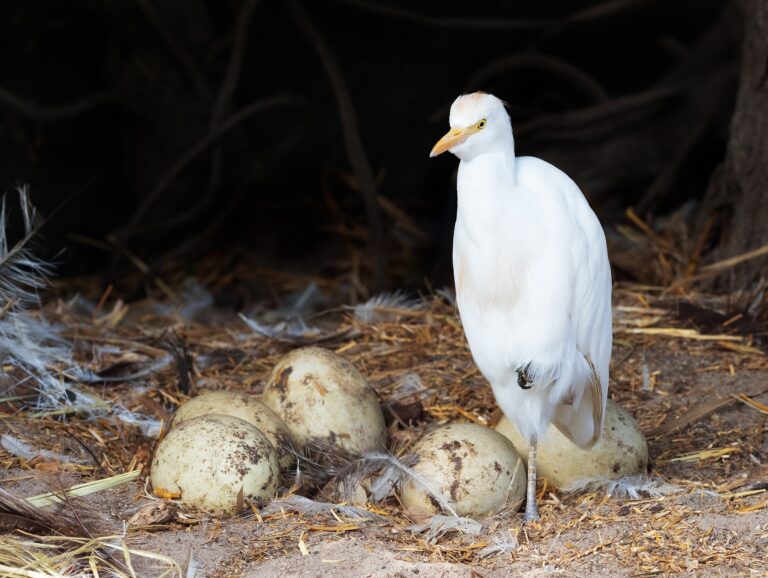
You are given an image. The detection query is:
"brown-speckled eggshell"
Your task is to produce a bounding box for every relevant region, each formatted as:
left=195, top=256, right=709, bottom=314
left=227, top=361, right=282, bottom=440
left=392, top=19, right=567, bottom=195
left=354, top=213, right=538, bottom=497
left=151, top=414, right=279, bottom=514
left=495, top=399, right=648, bottom=489
left=400, top=423, right=526, bottom=518
left=262, top=346, right=386, bottom=452
left=170, top=391, right=294, bottom=470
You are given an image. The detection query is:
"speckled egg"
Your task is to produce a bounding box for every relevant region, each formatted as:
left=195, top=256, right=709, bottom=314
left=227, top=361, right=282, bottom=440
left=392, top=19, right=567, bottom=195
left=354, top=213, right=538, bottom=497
left=400, top=423, right=526, bottom=517
left=170, top=391, right=294, bottom=470
left=151, top=414, right=279, bottom=514
left=262, top=346, right=386, bottom=452
left=495, top=399, right=648, bottom=489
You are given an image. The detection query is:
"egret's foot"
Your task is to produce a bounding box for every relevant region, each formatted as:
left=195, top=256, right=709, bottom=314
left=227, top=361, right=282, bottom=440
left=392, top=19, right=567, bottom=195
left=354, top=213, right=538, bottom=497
left=523, top=502, right=540, bottom=523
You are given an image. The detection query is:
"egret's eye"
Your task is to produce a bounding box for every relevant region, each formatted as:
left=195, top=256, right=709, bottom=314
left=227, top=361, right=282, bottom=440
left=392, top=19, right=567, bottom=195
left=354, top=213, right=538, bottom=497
left=477, top=119, right=487, bottom=129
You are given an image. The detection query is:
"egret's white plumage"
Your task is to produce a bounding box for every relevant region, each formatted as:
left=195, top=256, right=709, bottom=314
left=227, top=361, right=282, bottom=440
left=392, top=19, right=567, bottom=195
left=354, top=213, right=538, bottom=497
left=431, top=92, right=612, bottom=520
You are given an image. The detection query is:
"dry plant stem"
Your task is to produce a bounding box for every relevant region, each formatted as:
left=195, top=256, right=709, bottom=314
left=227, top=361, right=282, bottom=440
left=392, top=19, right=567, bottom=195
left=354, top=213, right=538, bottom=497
left=146, top=0, right=261, bottom=238
left=147, top=186, right=246, bottom=282
left=649, top=385, right=768, bottom=437
left=115, top=3, right=274, bottom=277
left=539, top=0, right=663, bottom=42
left=426, top=52, right=611, bottom=126
left=667, top=242, right=768, bottom=291
left=153, top=148, right=223, bottom=234
left=0, top=86, right=118, bottom=121
left=515, top=85, right=678, bottom=138
left=339, top=0, right=552, bottom=29
left=134, top=0, right=210, bottom=99
left=62, top=430, right=103, bottom=471
left=288, top=0, right=387, bottom=291
left=211, top=0, right=261, bottom=126
left=525, top=442, right=540, bottom=522
left=567, top=0, right=662, bottom=23
left=468, top=54, right=609, bottom=103
left=637, top=65, right=734, bottom=214
left=118, top=93, right=303, bottom=249
left=635, top=122, right=707, bottom=214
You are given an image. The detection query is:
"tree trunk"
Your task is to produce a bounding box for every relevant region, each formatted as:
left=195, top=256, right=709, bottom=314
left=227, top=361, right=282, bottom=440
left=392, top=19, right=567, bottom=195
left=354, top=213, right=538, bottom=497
left=698, top=0, right=768, bottom=291
left=699, top=0, right=768, bottom=290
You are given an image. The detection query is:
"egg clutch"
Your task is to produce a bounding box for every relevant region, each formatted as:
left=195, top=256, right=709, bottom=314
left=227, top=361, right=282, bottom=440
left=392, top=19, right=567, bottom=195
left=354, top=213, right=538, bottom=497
left=151, top=346, right=647, bottom=516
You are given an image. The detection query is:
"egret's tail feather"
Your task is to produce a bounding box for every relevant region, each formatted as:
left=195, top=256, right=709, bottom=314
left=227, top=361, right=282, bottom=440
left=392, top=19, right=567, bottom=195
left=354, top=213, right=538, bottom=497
left=550, top=353, right=605, bottom=448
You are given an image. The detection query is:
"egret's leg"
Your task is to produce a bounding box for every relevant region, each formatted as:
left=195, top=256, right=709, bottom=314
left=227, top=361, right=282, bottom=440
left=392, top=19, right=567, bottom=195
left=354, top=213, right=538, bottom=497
left=524, top=441, right=540, bottom=522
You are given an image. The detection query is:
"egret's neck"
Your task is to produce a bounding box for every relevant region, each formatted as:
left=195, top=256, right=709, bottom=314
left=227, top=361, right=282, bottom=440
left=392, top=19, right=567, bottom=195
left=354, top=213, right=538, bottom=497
left=455, top=135, right=517, bottom=241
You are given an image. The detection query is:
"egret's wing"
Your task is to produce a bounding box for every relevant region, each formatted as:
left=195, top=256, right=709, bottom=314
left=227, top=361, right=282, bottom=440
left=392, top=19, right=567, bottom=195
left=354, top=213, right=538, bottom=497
left=541, top=162, right=612, bottom=448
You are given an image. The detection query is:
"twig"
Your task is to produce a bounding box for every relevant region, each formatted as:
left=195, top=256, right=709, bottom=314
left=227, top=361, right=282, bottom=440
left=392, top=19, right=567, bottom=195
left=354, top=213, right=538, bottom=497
left=515, top=86, right=678, bottom=137
left=142, top=0, right=261, bottom=239
left=540, top=0, right=663, bottom=42
left=467, top=54, right=609, bottom=103
left=61, top=430, right=103, bottom=472
left=134, top=0, right=210, bottom=99
left=636, top=61, right=734, bottom=214
left=668, top=242, right=768, bottom=290
left=211, top=0, right=261, bottom=126
left=733, top=393, right=768, bottom=415
left=164, top=333, right=194, bottom=395
left=431, top=51, right=611, bottom=132
left=288, top=0, right=386, bottom=291
left=145, top=181, right=246, bottom=272
left=0, top=86, right=117, bottom=121
left=143, top=148, right=224, bottom=235
left=118, top=93, right=304, bottom=245
left=648, top=386, right=768, bottom=437
left=339, top=0, right=552, bottom=30
left=700, top=243, right=768, bottom=274
left=635, top=123, right=703, bottom=214
left=686, top=214, right=716, bottom=277
left=620, top=327, right=742, bottom=341
left=567, top=0, right=661, bottom=22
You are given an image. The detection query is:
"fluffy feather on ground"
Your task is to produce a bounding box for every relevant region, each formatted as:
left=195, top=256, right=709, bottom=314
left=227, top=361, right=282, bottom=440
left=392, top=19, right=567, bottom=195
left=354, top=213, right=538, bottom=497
left=408, top=514, right=482, bottom=542
left=285, top=442, right=486, bottom=545
left=259, top=495, right=380, bottom=520
left=239, top=313, right=352, bottom=344
left=476, top=529, right=519, bottom=559
left=287, top=442, right=459, bottom=517
left=1, top=434, right=88, bottom=465
left=0, top=186, right=51, bottom=306
left=566, top=475, right=681, bottom=499
left=0, top=187, right=160, bottom=434
left=352, top=291, right=424, bottom=324
left=0, top=186, right=95, bottom=411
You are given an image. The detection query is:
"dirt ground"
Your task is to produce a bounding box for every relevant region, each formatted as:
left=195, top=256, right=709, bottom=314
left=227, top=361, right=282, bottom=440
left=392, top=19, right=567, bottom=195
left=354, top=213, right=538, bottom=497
left=1, top=287, right=767, bottom=577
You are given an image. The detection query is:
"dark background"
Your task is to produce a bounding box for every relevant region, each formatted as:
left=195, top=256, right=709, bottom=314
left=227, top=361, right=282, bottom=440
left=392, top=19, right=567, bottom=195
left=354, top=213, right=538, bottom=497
left=0, top=0, right=754, bottom=303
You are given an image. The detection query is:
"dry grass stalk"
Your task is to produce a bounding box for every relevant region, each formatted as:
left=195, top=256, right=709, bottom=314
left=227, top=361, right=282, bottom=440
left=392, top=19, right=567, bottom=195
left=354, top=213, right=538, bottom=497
left=26, top=471, right=141, bottom=508
left=0, top=533, right=181, bottom=578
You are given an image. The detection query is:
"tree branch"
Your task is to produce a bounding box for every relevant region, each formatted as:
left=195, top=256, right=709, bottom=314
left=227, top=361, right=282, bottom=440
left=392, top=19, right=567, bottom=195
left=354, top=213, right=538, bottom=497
left=339, top=0, right=553, bottom=30
left=288, top=0, right=387, bottom=291
left=0, top=87, right=117, bottom=121
left=119, top=93, right=304, bottom=244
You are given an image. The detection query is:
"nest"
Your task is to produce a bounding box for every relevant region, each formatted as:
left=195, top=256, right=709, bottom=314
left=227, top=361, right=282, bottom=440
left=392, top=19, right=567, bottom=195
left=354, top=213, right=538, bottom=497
left=0, top=271, right=766, bottom=576
left=1, top=189, right=767, bottom=576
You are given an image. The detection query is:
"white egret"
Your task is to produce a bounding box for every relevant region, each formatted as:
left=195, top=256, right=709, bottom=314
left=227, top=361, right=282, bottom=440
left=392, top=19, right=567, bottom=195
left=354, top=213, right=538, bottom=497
left=430, top=92, right=612, bottom=521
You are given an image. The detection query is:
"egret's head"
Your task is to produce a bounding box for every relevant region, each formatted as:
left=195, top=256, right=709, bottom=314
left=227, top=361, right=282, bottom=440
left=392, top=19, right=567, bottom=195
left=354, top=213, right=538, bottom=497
left=430, top=92, right=512, bottom=161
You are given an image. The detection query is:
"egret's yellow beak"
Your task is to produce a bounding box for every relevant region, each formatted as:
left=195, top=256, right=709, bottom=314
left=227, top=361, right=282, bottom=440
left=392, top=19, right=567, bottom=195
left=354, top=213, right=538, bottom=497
left=430, top=126, right=479, bottom=158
